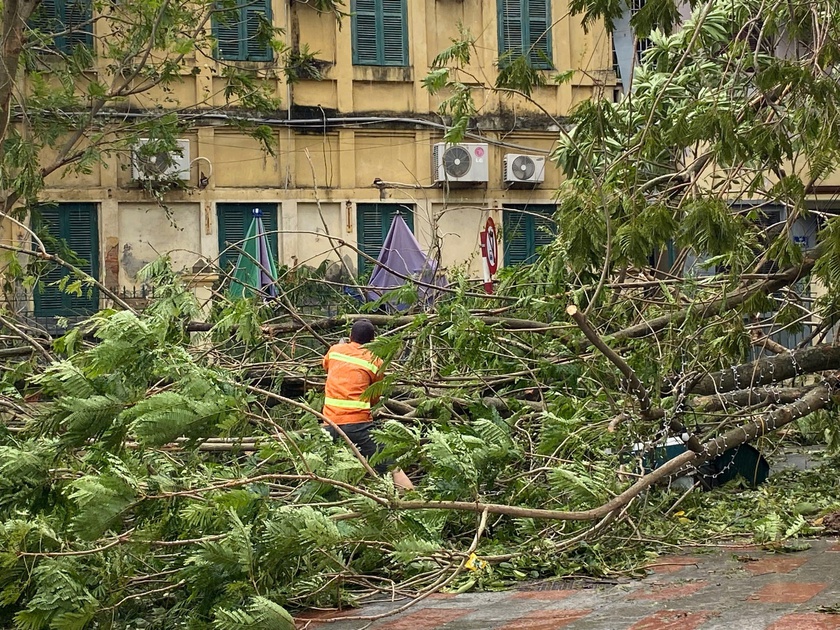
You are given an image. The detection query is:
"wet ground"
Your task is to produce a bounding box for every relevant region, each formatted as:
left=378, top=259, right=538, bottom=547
left=296, top=537, right=840, bottom=629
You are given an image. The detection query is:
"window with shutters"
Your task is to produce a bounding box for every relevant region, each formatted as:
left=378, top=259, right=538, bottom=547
left=498, top=0, right=552, bottom=69
left=217, top=203, right=279, bottom=270
left=33, top=203, right=99, bottom=317
left=29, top=0, right=93, bottom=54
left=351, top=0, right=409, bottom=67
left=503, top=204, right=556, bottom=266
left=212, top=0, right=273, bottom=62
left=356, top=204, right=414, bottom=274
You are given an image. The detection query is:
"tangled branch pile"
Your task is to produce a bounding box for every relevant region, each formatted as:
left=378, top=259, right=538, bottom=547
left=0, top=239, right=837, bottom=628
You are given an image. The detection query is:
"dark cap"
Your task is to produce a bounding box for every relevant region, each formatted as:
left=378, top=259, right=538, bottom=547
left=350, top=318, right=376, bottom=344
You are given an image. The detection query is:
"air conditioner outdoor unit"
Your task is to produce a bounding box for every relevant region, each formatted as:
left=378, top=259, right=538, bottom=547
left=132, top=138, right=191, bottom=181
left=503, top=153, right=546, bottom=185
left=433, top=143, right=489, bottom=184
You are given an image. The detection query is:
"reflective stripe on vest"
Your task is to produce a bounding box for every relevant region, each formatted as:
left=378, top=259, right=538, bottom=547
left=328, top=352, right=379, bottom=374
left=324, top=397, right=371, bottom=410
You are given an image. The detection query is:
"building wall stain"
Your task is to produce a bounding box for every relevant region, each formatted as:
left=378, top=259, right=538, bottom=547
left=121, top=243, right=147, bottom=281
left=104, top=237, right=120, bottom=290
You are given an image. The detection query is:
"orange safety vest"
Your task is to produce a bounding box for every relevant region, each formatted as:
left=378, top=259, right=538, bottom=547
left=322, top=341, right=384, bottom=425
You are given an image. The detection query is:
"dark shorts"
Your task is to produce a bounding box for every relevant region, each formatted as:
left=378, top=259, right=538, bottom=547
left=325, top=422, right=391, bottom=475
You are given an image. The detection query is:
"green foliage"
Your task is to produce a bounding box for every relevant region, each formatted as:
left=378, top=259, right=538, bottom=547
left=284, top=45, right=326, bottom=83
left=496, top=53, right=548, bottom=96
left=213, top=596, right=295, bottom=630
left=678, top=199, right=744, bottom=257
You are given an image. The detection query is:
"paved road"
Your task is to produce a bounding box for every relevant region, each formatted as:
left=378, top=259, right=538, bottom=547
left=296, top=537, right=840, bottom=629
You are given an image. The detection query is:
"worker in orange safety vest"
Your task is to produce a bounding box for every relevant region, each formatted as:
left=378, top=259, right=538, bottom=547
left=322, top=318, right=414, bottom=490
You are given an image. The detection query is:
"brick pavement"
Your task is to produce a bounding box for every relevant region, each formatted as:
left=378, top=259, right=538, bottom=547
left=296, top=537, right=840, bottom=629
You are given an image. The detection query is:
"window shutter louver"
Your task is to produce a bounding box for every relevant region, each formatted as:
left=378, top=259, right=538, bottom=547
left=499, top=0, right=524, bottom=57
left=357, top=204, right=384, bottom=274
left=503, top=204, right=556, bottom=266
left=217, top=207, right=244, bottom=271
left=352, top=0, right=380, bottom=65
left=34, top=204, right=99, bottom=317
left=30, top=0, right=92, bottom=54
left=65, top=0, right=93, bottom=51
left=213, top=5, right=245, bottom=60
left=499, top=0, right=551, bottom=68
left=381, top=0, right=407, bottom=65
left=33, top=207, right=66, bottom=316
left=30, top=0, right=60, bottom=43
left=533, top=213, right=555, bottom=251
left=65, top=204, right=99, bottom=315
left=244, top=2, right=273, bottom=61
left=503, top=211, right=530, bottom=266
left=527, top=0, right=552, bottom=67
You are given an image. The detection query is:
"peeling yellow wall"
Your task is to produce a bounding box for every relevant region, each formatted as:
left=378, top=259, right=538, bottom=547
left=118, top=203, right=202, bottom=285
left=354, top=133, right=419, bottom=187
left=296, top=201, right=345, bottom=269
left=294, top=133, right=341, bottom=189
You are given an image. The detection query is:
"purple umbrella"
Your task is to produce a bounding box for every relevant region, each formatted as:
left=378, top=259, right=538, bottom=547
left=367, top=214, right=443, bottom=311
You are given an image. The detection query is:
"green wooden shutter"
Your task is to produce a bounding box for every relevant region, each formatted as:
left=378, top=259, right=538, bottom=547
left=498, top=0, right=524, bottom=58
left=503, top=210, right=530, bottom=266
left=503, top=204, right=555, bottom=266
left=34, top=203, right=99, bottom=317
left=356, top=204, right=413, bottom=274
left=65, top=204, right=99, bottom=314
left=29, top=0, right=60, bottom=44
left=217, top=203, right=279, bottom=271
left=533, top=213, right=555, bottom=251
left=357, top=204, right=383, bottom=274
left=65, top=0, right=93, bottom=51
left=213, top=4, right=245, bottom=60
left=498, top=0, right=552, bottom=68
left=33, top=207, right=66, bottom=316
left=527, top=0, right=552, bottom=68
left=381, top=0, right=407, bottom=66
left=30, top=0, right=92, bottom=53
left=352, top=0, right=380, bottom=65
left=244, top=1, right=273, bottom=61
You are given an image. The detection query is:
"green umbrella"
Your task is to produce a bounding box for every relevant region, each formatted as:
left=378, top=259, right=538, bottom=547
left=228, top=208, right=279, bottom=299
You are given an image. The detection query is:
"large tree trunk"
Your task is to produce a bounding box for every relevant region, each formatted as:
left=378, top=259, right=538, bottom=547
left=688, top=345, right=840, bottom=396
left=0, top=0, right=39, bottom=174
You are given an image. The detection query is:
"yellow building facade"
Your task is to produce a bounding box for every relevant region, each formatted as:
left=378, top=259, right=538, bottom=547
left=21, top=0, right=615, bottom=317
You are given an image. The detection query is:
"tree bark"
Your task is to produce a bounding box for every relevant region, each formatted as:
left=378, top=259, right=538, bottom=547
left=0, top=0, right=40, bottom=171
left=699, top=381, right=836, bottom=460
left=692, top=386, right=816, bottom=412
left=688, top=345, right=840, bottom=396
left=187, top=313, right=559, bottom=334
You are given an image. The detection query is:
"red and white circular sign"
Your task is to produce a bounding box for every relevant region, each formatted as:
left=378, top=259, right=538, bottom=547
left=484, top=217, right=498, bottom=274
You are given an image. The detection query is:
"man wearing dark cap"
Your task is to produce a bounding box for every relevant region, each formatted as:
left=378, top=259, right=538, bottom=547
left=322, top=318, right=413, bottom=490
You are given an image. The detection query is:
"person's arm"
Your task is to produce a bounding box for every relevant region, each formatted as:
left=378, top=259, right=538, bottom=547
left=369, top=361, right=384, bottom=405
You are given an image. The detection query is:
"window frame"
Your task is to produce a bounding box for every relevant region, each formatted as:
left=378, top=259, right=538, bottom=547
left=351, top=0, right=409, bottom=67
left=497, top=0, right=553, bottom=70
